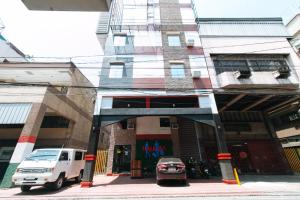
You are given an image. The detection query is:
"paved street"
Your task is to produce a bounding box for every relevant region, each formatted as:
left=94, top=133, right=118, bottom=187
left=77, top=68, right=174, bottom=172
left=0, top=175, right=300, bottom=199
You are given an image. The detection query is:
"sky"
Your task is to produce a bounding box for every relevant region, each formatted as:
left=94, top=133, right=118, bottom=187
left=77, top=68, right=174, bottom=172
left=0, top=0, right=299, bottom=85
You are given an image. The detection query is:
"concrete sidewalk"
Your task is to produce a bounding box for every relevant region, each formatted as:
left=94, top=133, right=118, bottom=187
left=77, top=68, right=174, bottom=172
left=0, top=175, right=300, bottom=199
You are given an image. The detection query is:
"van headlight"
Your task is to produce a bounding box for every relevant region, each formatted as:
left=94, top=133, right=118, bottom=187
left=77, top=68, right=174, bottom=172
left=43, top=168, right=54, bottom=173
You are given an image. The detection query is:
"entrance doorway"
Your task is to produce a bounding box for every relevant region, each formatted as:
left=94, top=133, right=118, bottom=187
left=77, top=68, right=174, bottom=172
left=112, top=145, right=131, bottom=173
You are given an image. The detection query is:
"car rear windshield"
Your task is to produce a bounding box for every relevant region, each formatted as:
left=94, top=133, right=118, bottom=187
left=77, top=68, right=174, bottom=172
left=25, top=149, right=60, bottom=161
left=158, top=157, right=182, bottom=163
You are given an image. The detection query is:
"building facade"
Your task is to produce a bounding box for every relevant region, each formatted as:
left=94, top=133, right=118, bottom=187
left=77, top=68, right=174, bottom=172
left=286, top=13, right=300, bottom=54
left=79, top=0, right=239, bottom=187
left=196, top=18, right=300, bottom=174
left=0, top=62, right=96, bottom=188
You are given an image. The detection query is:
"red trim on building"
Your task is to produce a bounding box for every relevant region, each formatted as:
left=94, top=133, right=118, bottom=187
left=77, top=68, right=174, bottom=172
left=182, top=25, right=198, bottom=31
left=136, top=134, right=171, bottom=140
left=134, top=47, right=163, bottom=55
left=146, top=97, right=150, bottom=109
left=187, top=47, right=204, bottom=55
left=133, top=78, right=165, bottom=89
left=84, top=154, right=96, bottom=161
left=217, top=153, right=232, bottom=160
left=223, top=179, right=237, bottom=184
left=193, top=78, right=212, bottom=89
left=18, top=136, right=37, bottom=143
left=80, top=181, right=93, bottom=188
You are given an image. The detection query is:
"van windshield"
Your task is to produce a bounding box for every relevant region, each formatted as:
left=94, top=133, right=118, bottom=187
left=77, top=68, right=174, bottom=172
left=25, top=150, right=60, bottom=161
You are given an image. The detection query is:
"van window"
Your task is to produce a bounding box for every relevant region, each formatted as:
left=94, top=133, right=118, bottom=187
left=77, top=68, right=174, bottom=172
left=59, top=152, right=69, bottom=161
left=75, top=151, right=83, bottom=160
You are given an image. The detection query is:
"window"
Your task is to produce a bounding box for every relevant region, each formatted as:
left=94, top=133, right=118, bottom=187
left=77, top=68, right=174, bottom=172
left=59, top=152, right=69, bottom=161
left=168, top=35, right=181, bottom=46
left=113, top=35, right=127, bottom=46
left=249, top=60, right=289, bottom=71
left=75, top=151, right=83, bottom=160
left=41, top=116, right=69, bottom=128
left=160, top=118, right=170, bottom=127
left=213, top=60, right=249, bottom=74
left=171, top=64, right=185, bottom=78
left=198, top=96, right=211, bottom=108
left=109, top=64, right=125, bottom=78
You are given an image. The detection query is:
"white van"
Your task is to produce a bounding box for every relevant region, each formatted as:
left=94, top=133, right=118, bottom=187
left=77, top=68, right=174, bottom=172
left=12, top=148, right=86, bottom=192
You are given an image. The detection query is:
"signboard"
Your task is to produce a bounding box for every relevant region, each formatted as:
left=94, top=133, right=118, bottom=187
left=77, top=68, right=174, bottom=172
left=136, top=140, right=173, bottom=170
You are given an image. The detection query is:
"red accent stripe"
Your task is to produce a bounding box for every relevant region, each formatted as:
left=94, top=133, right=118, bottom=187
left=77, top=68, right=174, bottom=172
left=84, top=154, right=96, bottom=161
left=106, top=173, right=130, bottom=176
left=217, top=153, right=232, bottom=160
left=80, top=181, right=93, bottom=188
left=136, top=134, right=171, bottom=140
left=146, top=97, right=150, bottom=109
left=223, top=179, right=238, bottom=184
left=18, top=136, right=37, bottom=143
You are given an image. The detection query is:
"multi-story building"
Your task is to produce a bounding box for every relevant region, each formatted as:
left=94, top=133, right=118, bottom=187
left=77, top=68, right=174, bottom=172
left=79, top=0, right=239, bottom=187
left=196, top=18, right=300, bottom=175
left=286, top=13, right=300, bottom=54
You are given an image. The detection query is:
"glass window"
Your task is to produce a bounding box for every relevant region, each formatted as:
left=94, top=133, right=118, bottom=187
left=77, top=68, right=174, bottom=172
left=198, top=96, right=211, bottom=108
left=109, top=64, right=125, bottom=78
left=75, top=151, right=83, bottom=160
left=25, top=150, right=60, bottom=161
left=113, top=35, right=127, bottom=46
left=171, top=64, right=185, bottom=78
left=168, top=35, right=181, bottom=46
left=59, top=152, right=69, bottom=161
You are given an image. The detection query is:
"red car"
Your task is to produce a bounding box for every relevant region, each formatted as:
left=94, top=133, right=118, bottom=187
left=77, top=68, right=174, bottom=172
left=156, top=157, right=187, bottom=185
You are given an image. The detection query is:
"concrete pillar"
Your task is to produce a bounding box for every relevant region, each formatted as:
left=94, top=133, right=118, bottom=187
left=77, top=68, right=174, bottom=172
left=209, top=94, right=236, bottom=184
left=81, top=115, right=100, bottom=188
left=0, top=103, right=47, bottom=188
left=170, top=117, right=180, bottom=157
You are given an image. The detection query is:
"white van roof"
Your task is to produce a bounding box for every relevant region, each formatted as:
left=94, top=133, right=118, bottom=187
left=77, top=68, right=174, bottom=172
left=34, top=148, right=86, bottom=152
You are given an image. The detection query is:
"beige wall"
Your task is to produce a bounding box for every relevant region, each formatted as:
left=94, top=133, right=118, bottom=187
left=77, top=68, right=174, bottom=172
left=276, top=127, right=300, bottom=139
left=136, top=116, right=171, bottom=135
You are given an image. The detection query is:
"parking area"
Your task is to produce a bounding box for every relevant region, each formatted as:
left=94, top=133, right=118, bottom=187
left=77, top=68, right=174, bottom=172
left=0, top=175, right=300, bottom=199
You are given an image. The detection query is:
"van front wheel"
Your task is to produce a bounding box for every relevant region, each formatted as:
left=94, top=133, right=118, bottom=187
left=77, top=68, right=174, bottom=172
left=52, top=174, right=64, bottom=190
left=20, top=185, right=31, bottom=192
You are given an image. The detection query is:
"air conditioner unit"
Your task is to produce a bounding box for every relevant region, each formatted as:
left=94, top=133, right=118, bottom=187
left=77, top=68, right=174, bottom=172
left=272, top=67, right=290, bottom=79
left=187, top=39, right=195, bottom=47
left=127, top=123, right=135, bottom=130
left=192, top=71, right=201, bottom=78
left=233, top=68, right=251, bottom=79
left=171, top=123, right=179, bottom=129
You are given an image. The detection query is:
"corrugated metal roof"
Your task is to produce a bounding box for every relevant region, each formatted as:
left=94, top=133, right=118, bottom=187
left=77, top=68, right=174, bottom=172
left=197, top=18, right=291, bottom=37
left=0, top=103, right=32, bottom=124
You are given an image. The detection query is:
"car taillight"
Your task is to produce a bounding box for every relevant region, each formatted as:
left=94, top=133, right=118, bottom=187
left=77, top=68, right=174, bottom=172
left=176, top=164, right=185, bottom=170
left=157, top=164, right=167, bottom=170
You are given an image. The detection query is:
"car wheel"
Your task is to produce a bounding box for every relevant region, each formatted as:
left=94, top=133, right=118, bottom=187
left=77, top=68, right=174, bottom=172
left=156, top=179, right=161, bottom=185
left=75, top=170, right=83, bottom=183
left=20, top=185, right=31, bottom=192
left=52, top=174, right=64, bottom=190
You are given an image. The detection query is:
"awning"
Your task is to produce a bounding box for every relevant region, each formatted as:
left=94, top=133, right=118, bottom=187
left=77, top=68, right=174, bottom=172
left=0, top=103, right=32, bottom=124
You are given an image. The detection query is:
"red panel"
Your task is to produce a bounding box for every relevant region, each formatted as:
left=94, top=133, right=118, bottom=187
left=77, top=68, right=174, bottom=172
left=217, top=153, right=232, bottom=160
left=146, top=97, right=150, bottom=108
left=134, top=47, right=163, bottom=55
left=18, top=136, right=37, bottom=143
left=133, top=78, right=165, bottom=89
left=193, top=78, right=212, bottom=89
left=247, top=140, right=291, bottom=174
left=182, top=25, right=198, bottom=31
left=136, top=134, right=171, bottom=140
left=187, top=47, right=204, bottom=55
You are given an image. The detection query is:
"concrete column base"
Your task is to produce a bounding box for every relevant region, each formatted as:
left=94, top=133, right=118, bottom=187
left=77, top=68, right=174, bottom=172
left=218, top=153, right=236, bottom=184
left=0, top=163, right=19, bottom=188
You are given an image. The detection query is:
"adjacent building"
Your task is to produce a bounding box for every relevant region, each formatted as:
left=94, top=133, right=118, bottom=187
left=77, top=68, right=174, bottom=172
left=196, top=18, right=300, bottom=174
left=286, top=13, right=300, bottom=54
left=0, top=62, right=96, bottom=188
